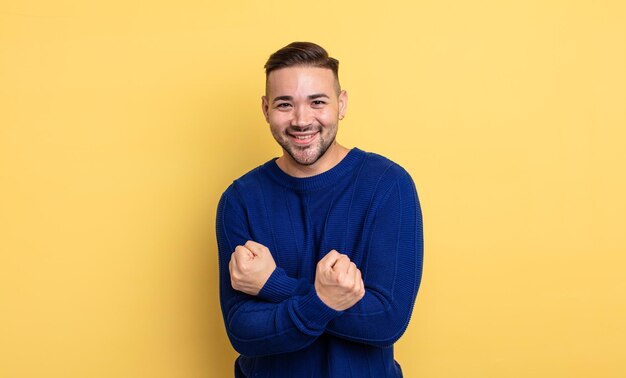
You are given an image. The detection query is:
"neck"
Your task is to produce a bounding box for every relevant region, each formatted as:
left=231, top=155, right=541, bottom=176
left=277, top=142, right=349, bottom=178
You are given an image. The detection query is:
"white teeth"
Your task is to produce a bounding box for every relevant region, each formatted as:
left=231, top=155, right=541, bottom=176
left=296, top=135, right=312, bottom=140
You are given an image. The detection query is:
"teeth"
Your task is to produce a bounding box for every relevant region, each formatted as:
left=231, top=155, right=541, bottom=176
left=296, top=135, right=312, bottom=140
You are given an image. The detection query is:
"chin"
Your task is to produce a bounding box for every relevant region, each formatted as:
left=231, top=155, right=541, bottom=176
left=280, top=134, right=336, bottom=167
left=284, top=145, right=323, bottom=166
left=291, top=152, right=322, bottom=166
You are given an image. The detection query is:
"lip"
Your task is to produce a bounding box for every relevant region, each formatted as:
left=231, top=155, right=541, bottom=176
left=288, top=131, right=319, bottom=146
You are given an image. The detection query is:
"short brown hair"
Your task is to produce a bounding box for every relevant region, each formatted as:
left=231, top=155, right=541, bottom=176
left=264, top=42, right=341, bottom=93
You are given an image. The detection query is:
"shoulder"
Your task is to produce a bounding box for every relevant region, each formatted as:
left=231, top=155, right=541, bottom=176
left=221, top=160, right=273, bottom=194
left=356, top=150, right=415, bottom=190
left=218, top=159, right=283, bottom=212
left=353, top=151, right=421, bottom=220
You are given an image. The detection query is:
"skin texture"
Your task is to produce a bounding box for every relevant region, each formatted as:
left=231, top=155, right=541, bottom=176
left=262, top=66, right=349, bottom=178
left=229, top=241, right=277, bottom=296
left=314, top=250, right=365, bottom=311
left=228, top=66, right=365, bottom=311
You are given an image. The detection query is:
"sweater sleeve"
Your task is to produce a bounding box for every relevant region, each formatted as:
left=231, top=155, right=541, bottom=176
left=325, top=171, right=424, bottom=347
left=216, top=189, right=342, bottom=357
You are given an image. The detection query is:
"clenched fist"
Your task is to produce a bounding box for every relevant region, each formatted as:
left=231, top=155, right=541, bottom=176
left=229, top=241, right=277, bottom=296
left=314, top=250, right=365, bottom=311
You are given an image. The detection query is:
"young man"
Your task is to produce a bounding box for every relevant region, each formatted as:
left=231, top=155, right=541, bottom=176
left=216, top=42, right=423, bottom=378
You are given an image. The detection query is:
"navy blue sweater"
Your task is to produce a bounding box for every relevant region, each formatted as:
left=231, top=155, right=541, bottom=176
left=216, top=148, right=423, bottom=378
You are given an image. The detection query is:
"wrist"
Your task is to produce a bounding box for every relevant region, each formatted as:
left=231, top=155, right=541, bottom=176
left=258, top=267, right=306, bottom=302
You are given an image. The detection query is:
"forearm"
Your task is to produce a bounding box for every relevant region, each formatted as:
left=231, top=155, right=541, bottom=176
left=222, top=244, right=338, bottom=356
left=217, top=192, right=341, bottom=356
left=222, top=284, right=341, bottom=356
left=325, top=175, right=423, bottom=346
left=325, top=273, right=419, bottom=346
left=256, top=267, right=311, bottom=302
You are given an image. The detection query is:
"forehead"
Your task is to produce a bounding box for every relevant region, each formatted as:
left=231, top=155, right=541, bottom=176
left=266, top=66, right=336, bottom=97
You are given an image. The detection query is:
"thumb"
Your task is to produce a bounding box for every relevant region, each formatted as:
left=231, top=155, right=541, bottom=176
left=244, top=240, right=267, bottom=257
left=235, top=245, right=254, bottom=260
left=319, top=250, right=340, bottom=269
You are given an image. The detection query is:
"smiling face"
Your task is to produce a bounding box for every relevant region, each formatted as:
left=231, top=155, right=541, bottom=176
left=262, top=66, right=347, bottom=176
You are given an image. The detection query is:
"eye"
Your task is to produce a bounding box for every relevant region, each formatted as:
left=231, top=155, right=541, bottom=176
left=275, top=103, right=292, bottom=110
left=311, top=100, right=327, bottom=107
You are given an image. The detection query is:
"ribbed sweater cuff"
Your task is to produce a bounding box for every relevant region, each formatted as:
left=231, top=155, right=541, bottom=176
left=258, top=268, right=300, bottom=303
left=295, top=290, right=343, bottom=332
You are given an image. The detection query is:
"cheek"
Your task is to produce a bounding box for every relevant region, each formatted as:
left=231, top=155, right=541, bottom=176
left=317, top=106, right=338, bottom=121
left=318, top=112, right=338, bottom=127
left=268, top=116, right=288, bottom=136
left=268, top=112, right=290, bottom=126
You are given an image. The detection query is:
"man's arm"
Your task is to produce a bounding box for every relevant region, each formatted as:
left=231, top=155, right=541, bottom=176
left=216, top=189, right=342, bottom=357
left=229, top=241, right=276, bottom=296
left=231, top=241, right=365, bottom=312
left=314, top=250, right=365, bottom=311
left=324, top=170, right=424, bottom=347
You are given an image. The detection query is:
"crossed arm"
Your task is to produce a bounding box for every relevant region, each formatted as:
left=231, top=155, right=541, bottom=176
left=216, top=193, right=367, bottom=357
left=217, top=174, right=422, bottom=357
left=230, top=240, right=365, bottom=311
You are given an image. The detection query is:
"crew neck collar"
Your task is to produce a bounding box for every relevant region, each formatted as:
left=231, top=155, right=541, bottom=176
left=263, top=148, right=365, bottom=191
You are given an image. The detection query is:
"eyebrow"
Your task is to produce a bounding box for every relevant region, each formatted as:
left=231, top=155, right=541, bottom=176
left=272, top=93, right=330, bottom=103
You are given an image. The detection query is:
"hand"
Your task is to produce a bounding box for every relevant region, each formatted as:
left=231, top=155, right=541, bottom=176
left=229, top=240, right=277, bottom=296
left=314, top=250, right=365, bottom=311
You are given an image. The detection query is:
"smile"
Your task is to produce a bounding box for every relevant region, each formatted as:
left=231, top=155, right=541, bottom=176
left=289, top=131, right=319, bottom=145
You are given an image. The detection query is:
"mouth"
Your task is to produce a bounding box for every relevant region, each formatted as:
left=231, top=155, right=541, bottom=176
left=288, top=131, right=319, bottom=146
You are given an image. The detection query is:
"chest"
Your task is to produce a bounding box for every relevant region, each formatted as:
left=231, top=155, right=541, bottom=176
left=245, top=185, right=379, bottom=280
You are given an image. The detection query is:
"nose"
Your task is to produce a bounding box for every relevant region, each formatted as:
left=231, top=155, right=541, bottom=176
left=291, top=105, right=313, bottom=127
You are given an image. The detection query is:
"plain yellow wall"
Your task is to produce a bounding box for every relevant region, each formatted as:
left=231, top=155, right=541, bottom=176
left=1, top=0, right=625, bottom=377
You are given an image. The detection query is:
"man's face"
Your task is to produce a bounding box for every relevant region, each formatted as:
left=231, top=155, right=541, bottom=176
left=262, top=66, right=347, bottom=167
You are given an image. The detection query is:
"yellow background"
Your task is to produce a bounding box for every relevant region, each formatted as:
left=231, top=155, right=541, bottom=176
left=1, top=0, right=625, bottom=377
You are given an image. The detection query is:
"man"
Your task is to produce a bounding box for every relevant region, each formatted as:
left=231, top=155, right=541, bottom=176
left=216, top=41, right=423, bottom=377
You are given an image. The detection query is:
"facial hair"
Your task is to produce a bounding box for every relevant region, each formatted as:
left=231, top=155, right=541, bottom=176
left=274, top=125, right=337, bottom=166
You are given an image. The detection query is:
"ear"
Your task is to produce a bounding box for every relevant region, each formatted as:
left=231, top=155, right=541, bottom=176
left=261, top=95, right=270, bottom=123
left=338, top=90, right=348, bottom=120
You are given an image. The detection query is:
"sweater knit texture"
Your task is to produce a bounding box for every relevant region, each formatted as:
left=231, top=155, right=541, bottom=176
left=216, top=148, right=423, bottom=378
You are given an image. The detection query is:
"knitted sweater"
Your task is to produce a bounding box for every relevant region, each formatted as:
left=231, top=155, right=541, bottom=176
left=216, top=148, right=423, bottom=378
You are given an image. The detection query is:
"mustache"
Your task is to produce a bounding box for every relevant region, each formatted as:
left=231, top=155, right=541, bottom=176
left=287, top=126, right=320, bottom=133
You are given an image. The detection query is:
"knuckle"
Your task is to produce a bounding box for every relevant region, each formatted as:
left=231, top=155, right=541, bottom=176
left=334, top=272, right=344, bottom=283
left=239, top=263, right=250, bottom=273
